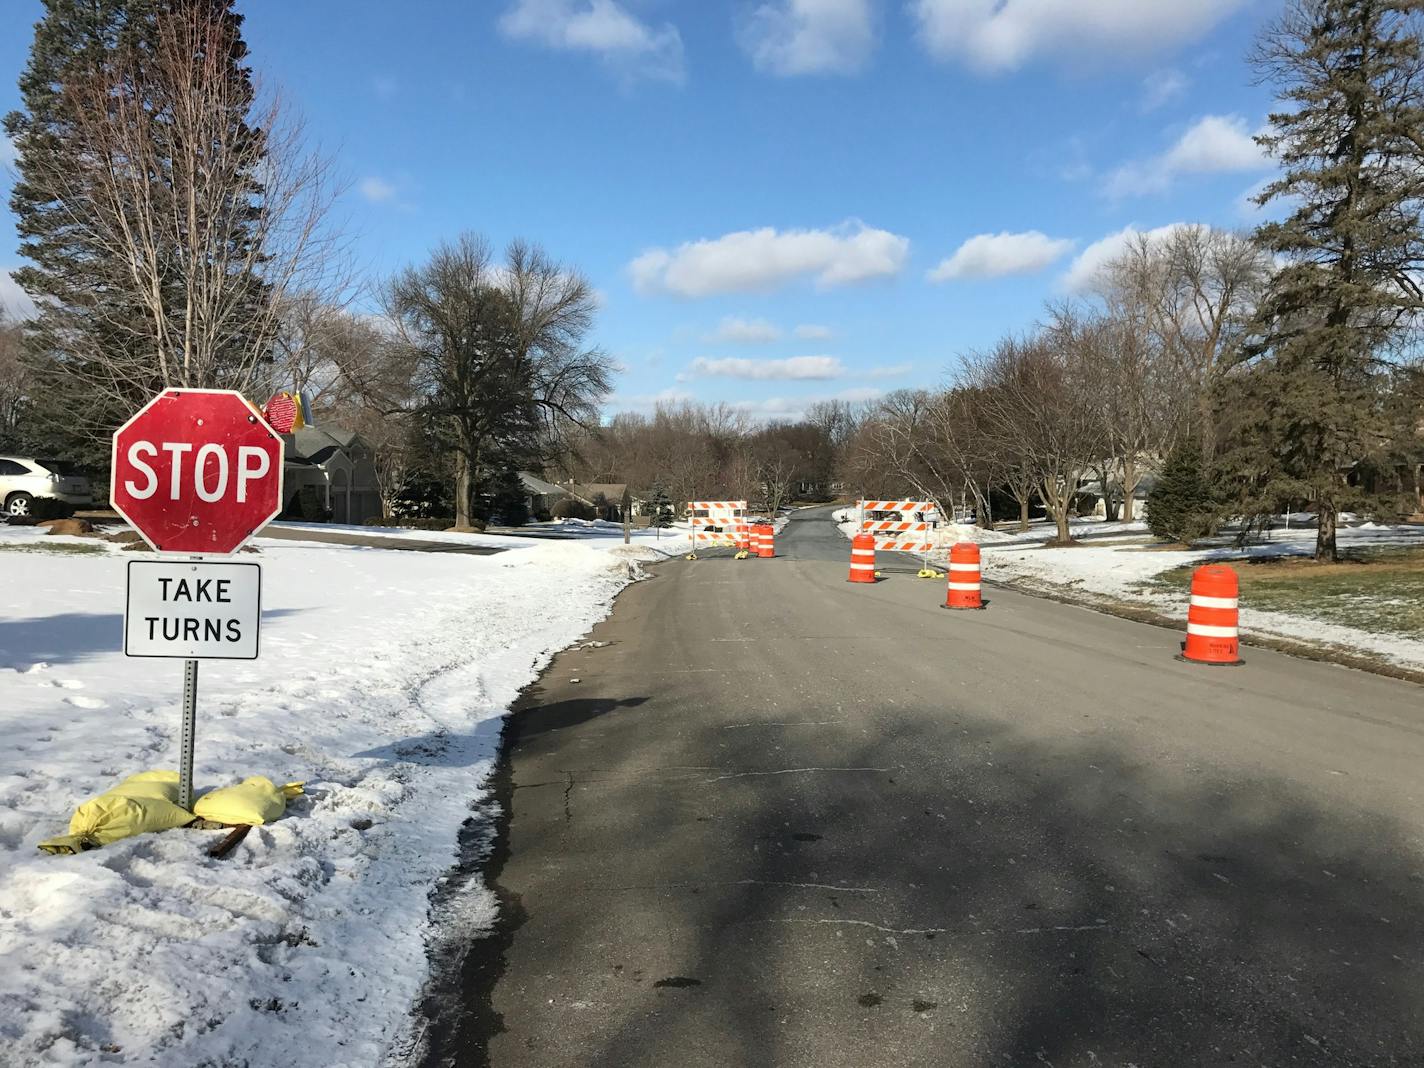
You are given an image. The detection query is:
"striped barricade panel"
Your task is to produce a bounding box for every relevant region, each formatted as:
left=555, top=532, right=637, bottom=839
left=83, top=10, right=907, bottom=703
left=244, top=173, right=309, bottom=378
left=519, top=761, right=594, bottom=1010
left=857, top=500, right=937, bottom=554
left=690, top=501, right=747, bottom=549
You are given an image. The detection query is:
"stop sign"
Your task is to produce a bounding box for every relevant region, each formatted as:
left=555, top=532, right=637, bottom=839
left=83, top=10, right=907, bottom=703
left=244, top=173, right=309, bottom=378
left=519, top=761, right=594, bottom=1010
left=111, top=389, right=285, bottom=555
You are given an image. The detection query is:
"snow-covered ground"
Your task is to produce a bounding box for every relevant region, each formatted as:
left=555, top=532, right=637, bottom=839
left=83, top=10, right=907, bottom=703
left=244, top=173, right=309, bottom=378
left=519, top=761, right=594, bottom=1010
left=833, top=511, right=1424, bottom=671
left=271, top=517, right=696, bottom=552
left=0, top=520, right=690, bottom=1066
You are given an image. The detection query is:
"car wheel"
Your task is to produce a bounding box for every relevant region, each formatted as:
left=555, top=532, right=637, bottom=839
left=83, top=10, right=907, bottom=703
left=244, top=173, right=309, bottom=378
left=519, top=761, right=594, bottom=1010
left=5, top=492, right=34, bottom=516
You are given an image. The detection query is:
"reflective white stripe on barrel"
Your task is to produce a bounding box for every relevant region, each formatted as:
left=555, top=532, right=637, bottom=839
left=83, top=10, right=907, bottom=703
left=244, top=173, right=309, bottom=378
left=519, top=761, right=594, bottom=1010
left=1186, top=623, right=1237, bottom=637
left=948, top=563, right=979, bottom=571
left=947, top=581, right=980, bottom=591
left=1190, top=595, right=1239, bottom=609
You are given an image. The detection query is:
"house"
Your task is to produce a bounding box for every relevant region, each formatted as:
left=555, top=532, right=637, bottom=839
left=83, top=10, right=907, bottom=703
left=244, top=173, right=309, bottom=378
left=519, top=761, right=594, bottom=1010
left=563, top=482, right=633, bottom=521
left=519, top=473, right=571, bottom=517
left=278, top=425, right=382, bottom=525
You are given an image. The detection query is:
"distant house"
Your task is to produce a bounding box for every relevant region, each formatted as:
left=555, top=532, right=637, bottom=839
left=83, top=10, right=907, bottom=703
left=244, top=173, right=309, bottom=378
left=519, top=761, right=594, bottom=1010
left=279, top=425, right=382, bottom=525
left=563, top=482, right=631, bottom=521
left=520, top=473, right=571, bottom=517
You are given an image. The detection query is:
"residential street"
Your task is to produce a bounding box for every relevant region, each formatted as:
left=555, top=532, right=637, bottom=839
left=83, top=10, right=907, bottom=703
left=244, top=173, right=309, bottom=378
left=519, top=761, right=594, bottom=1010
left=423, top=506, right=1424, bottom=1067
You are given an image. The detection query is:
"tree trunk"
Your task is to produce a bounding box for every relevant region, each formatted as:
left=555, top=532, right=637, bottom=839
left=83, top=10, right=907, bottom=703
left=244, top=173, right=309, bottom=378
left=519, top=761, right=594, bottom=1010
left=979, top=484, right=994, bottom=529
left=454, top=452, right=474, bottom=528
left=1198, top=391, right=1216, bottom=462
left=1099, top=465, right=1121, bottom=522
left=1315, top=498, right=1337, bottom=562
left=1018, top=496, right=1030, bottom=532
left=1043, top=479, right=1073, bottom=544
left=1121, top=455, right=1139, bottom=523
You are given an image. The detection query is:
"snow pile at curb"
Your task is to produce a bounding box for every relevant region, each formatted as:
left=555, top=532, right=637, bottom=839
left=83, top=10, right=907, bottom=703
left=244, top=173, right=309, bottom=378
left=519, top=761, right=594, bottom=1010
left=977, top=523, right=1424, bottom=671
left=0, top=532, right=659, bottom=1065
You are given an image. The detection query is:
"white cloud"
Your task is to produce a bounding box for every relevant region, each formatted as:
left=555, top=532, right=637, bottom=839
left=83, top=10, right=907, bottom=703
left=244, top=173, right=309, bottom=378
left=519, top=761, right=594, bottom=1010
left=0, top=133, right=16, bottom=169
left=794, top=323, right=834, bottom=340
left=499, top=0, right=685, bottom=83
left=358, top=176, right=397, bottom=203
left=705, top=316, right=784, bottom=344
left=1060, top=223, right=1190, bottom=293
left=928, top=230, right=1076, bottom=282
left=730, top=385, right=885, bottom=422
left=1106, top=114, right=1269, bottom=198
left=1140, top=68, right=1189, bottom=112
left=630, top=220, right=909, bottom=297
left=687, top=355, right=845, bottom=380
left=0, top=269, right=37, bottom=320
left=910, top=0, right=1249, bottom=72
left=737, top=0, right=876, bottom=76
left=603, top=387, right=695, bottom=414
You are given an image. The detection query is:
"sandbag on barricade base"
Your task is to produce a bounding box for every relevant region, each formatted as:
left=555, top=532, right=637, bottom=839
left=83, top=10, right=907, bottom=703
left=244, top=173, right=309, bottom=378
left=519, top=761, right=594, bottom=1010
left=37, top=770, right=195, bottom=855
left=194, top=776, right=304, bottom=827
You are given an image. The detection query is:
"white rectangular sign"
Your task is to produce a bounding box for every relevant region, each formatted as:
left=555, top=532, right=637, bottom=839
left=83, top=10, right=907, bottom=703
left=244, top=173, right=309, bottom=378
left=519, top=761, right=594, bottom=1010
left=124, top=560, right=262, bottom=659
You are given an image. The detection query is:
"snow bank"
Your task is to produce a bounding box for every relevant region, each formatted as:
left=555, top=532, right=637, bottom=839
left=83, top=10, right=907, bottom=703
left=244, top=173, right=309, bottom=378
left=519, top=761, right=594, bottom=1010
left=977, top=523, right=1424, bottom=671
left=0, top=529, right=668, bottom=1065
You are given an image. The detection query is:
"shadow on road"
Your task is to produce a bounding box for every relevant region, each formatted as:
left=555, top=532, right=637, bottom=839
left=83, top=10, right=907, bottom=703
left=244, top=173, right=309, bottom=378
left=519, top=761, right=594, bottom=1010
left=424, top=706, right=1424, bottom=1066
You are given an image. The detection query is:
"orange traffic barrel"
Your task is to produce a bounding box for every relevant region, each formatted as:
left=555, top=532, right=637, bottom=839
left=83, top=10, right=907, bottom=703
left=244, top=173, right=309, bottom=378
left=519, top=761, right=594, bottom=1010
left=848, top=533, right=876, bottom=583
left=748, top=524, right=764, bottom=556
left=1179, top=564, right=1243, bottom=666
left=736, top=520, right=750, bottom=551
left=756, top=522, right=775, bottom=558
left=944, top=542, right=983, bottom=609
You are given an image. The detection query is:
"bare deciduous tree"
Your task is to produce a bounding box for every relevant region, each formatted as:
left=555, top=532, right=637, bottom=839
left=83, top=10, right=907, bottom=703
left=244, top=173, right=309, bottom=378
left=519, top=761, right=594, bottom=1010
left=25, top=4, right=338, bottom=408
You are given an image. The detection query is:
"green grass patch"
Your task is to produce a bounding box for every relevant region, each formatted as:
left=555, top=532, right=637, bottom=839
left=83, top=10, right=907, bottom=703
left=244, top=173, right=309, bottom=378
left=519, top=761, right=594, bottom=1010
left=1149, top=546, right=1424, bottom=641
left=0, top=540, right=107, bottom=555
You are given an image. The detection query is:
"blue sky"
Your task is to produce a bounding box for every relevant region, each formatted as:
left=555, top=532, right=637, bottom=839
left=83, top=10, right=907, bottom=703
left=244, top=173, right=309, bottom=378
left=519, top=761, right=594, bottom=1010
left=0, top=0, right=1282, bottom=421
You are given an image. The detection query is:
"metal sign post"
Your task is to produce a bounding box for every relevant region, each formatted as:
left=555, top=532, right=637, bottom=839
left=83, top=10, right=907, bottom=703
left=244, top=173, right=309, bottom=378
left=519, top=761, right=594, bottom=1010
left=180, top=659, right=199, bottom=811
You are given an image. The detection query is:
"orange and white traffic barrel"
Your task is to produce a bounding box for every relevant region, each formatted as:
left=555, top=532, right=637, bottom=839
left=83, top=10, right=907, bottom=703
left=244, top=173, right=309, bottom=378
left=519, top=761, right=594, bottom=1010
left=848, top=532, right=876, bottom=583
left=756, top=522, right=775, bottom=558
left=943, top=542, right=983, bottom=609
left=1179, top=564, right=1243, bottom=666
left=736, top=520, right=750, bottom=552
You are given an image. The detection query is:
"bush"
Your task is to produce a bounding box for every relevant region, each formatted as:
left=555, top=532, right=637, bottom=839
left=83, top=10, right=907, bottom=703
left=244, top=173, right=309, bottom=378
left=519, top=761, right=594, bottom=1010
left=551, top=497, right=596, bottom=521
left=1147, top=442, right=1216, bottom=544
left=389, top=474, right=453, bottom=519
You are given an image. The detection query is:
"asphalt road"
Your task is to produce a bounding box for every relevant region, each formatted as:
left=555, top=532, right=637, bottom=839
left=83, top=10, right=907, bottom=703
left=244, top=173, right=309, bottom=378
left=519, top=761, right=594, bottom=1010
left=422, top=505, right=1424, bottom=1068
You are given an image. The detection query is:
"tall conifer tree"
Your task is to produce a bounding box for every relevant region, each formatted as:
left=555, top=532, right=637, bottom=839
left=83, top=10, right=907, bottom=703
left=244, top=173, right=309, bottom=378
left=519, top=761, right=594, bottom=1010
left=1226, top=0, right=1424, bottom=561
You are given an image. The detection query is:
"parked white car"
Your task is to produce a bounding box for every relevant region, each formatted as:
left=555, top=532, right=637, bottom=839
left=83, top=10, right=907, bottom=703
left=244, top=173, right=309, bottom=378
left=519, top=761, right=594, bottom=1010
left=0, top=457, right=94, bottom=517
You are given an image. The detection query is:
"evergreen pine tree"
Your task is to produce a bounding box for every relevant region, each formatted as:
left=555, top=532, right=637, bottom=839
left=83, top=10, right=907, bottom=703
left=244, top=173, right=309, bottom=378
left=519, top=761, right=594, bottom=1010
left=1224, top=0, right=1424, bottom=560
left=5, top=0, right=271, bottom=459
left=489, top=467, right=530, bottom=527
left=649, top=487, right=674, bottom=529
left=1147, top=442, right=1216, bottom=545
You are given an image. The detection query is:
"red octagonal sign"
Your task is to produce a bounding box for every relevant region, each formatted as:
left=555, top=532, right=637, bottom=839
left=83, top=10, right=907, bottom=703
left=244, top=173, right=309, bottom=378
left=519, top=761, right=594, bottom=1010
left=111, top=389, right=285, bottom=555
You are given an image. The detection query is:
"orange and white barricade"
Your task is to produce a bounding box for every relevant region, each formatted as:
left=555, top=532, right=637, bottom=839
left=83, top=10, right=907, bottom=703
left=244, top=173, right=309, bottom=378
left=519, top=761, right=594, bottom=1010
left=857, top=500, right=939, bottom=555
left=689, top=501, right=747, bottom=556
left=943, top=542, right=983, bottom=609
left=1178, top=565, right=1243, bottom=666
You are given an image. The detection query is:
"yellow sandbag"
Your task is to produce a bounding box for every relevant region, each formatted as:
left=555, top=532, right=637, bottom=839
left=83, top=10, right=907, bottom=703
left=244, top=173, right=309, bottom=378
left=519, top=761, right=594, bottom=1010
left=193, top=776, right=303, bottom=826
left=37, top=770, right=195, bottom=854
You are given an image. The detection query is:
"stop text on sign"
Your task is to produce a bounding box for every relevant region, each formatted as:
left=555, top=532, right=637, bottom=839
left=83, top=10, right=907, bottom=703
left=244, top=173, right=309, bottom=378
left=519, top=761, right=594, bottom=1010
left=120, top=441, right=272, bottom=503
left=124, top=560, right=261, bottom=660
left=110, top=388, right=285, bottom=555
